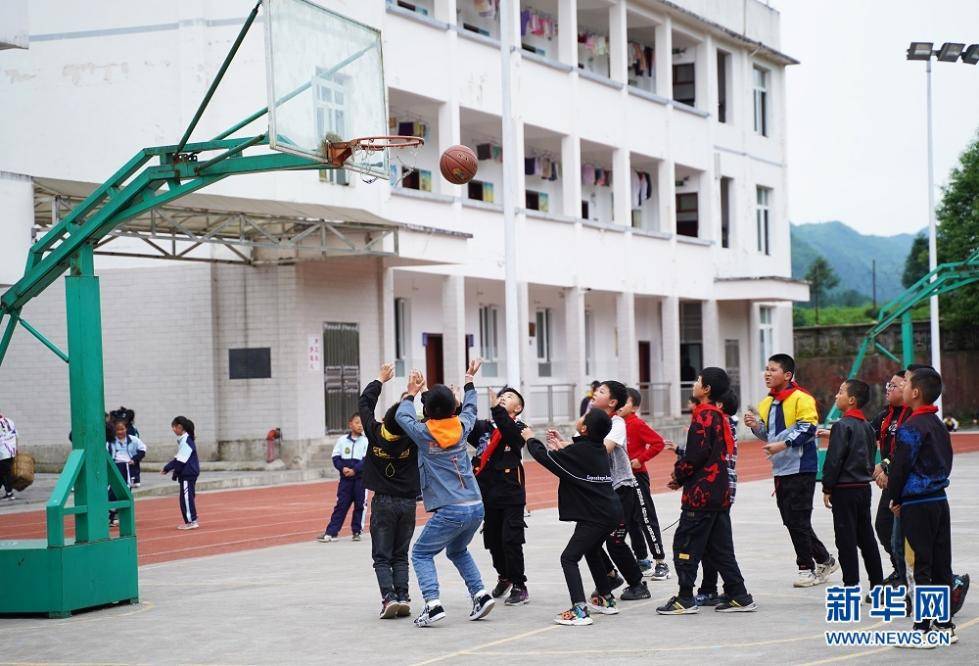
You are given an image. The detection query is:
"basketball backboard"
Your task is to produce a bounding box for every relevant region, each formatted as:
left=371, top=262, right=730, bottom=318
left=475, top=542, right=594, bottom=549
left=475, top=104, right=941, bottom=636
left=264, top=0, right=388, bottom=178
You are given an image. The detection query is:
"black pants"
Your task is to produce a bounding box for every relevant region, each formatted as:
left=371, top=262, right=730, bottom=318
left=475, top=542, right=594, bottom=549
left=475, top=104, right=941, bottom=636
left=903, top=499, right=953, bottom=627
left=674, top=509, right=747, bottom=599
left=561, top=520, right=618, bottom=605
left=370, top=494, right=417, bottom=598
left=830, top=485, right=884, bottom=587
left=699, top=560, right=720, bottom=595
left=775, top=473, right=830, bottom=570
left=603, top=508, right=644, bottom=587
left=108, top=461, right=132, bottom=520
left=628, top=472, right=665, bottom=561
left=874, top=488, right=899, bottom=573
left=0, top=458, right=13, bottom=493
left=178, top=477, right=198, bottom=523
left=483, top=503, right=527, bottom=585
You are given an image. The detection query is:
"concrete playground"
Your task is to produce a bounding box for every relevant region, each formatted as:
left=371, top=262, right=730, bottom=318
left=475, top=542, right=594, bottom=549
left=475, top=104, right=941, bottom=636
left=3, top=453, right=979, bottom=665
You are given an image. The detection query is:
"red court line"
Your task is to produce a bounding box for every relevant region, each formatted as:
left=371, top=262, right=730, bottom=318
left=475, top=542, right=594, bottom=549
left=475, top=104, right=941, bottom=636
left=3, top=432, right=978, bottom=566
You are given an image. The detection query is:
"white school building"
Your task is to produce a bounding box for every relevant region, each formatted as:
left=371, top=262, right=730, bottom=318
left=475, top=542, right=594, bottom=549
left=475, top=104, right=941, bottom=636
left=0, top=0, right=807, bottom=466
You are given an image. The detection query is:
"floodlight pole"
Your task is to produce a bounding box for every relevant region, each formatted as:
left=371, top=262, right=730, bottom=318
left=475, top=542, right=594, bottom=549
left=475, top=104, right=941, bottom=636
left=924, top=58, right=942, bottom=411
left=500, top=0, right=521, bottom=390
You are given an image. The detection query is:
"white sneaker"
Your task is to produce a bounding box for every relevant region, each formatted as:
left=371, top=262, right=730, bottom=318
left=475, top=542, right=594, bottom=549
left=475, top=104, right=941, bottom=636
left=316, top=532, right=336, bottom=543
left=177, top=521, right=199, bottom=530
left=815, top=556, right=840, bottom=583
left=793, top=569, right=819, bottom=588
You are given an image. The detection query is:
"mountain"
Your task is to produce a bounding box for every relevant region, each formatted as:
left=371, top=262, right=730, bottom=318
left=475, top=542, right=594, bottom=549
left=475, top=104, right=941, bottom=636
left=790, top=221, right=918, bottom=305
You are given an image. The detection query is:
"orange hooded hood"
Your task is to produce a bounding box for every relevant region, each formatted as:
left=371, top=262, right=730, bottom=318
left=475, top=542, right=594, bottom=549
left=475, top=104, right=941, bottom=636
left=426, top=417, right=463, bottom=448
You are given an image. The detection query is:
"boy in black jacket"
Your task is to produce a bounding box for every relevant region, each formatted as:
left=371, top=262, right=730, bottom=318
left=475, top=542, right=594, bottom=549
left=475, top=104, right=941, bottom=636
left=890, top=368, right=956, bottom=644
left=820, top=379, right=883, bottom=593
left=658, top=368, right=755, bottom=615
left=525, top=408, right=621, bottom=626
left=359, top=363, right=419, bottom=620
left=469, top=386, right=530, bottom=606
left=870, top=370, right=911, bottom=584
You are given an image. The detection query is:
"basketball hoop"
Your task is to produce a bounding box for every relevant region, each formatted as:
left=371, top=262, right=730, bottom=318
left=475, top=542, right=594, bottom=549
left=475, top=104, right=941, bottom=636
left=320, top=135, right=424, bottom=183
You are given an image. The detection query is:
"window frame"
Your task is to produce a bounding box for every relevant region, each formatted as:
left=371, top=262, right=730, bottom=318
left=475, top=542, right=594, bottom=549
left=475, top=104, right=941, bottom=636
left=759, top=306, right=774, bottom=370
left=753, top=65, right=769, bottom=137
left=756, top=186, right=771, bottom=256
left=394, top=297, right=409, bottom=376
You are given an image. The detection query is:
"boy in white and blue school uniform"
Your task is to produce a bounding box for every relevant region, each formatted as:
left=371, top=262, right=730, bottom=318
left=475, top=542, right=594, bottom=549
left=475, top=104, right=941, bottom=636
left=163, top=416, right=201, bottom=530
left=107, top=418, right=147, bottom=527
left=0, top=412, right=18, bottom=500
left=318, top=414, right=369, bottom=542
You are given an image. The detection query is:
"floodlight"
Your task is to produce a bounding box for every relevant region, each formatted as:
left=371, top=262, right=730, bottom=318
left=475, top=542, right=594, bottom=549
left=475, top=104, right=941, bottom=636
left=906, top=41, right=933, bottom=60
left=936, top=42, right=965, bottom=62
left=962, top=44, right=979, bottom=65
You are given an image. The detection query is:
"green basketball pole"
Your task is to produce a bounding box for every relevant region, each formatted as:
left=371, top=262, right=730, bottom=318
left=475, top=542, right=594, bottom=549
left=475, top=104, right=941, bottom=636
left=0, top=2, right=341, bottom=616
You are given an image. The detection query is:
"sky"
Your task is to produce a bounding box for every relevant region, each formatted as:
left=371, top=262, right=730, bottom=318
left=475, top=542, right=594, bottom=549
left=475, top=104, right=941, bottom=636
left=769, top=0, right=979, bottom=236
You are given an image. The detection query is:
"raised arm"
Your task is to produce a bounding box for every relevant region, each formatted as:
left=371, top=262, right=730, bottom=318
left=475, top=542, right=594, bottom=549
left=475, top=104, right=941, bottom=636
left=458, top=358, right=482, bottom=437
left=360, top=363, right=394, bottom=438
left=395, top=369, right=432, bottom=451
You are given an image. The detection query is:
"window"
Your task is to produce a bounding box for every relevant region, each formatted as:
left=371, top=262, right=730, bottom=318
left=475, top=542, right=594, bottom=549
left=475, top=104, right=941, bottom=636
left=716, top=50, right=730, bottom=123
left=229, top=348, right=271, bottom=380
left=468, top=179, right=495, bottom=203
left=753, top=66, right=769, bottom=136
left=672, top=63, right=695, bottom=107
left=720, top=177, right=732, bottom=248
left=478, top=305, right=499, bottom=376
left=584, top=309, right=595, bottom=375
left=314, top=68, right=351, bottom=186
left=676, top=192, right=699, bottom=238
left=725, top=338, right=741, bottom=402
left=394, top=298, right=409, bottom=376
left=759, top=306, right=774, bottom=370
left=756, top=186, right=771, bottom=255
left=525, top=190, right=550, bottom=213
left=536, top=308, right=552, bottom=377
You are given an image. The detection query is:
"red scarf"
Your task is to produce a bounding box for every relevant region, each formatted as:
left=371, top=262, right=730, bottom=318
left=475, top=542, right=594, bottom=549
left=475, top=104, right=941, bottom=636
left=768, top=381, right=812, bottom=403
left=477, top=429, right=502, bottom=476
left=692, top=402, right=736, bottom=456
left=911, top=405, right=940, bottom=418
left=878, top=406, right=910, bottom=446
left=844, top=408, right=866, bottom=420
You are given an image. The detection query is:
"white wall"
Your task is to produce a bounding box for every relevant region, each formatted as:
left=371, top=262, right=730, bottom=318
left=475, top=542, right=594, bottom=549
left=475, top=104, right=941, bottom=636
left=0, top=172, right=32, bottom=286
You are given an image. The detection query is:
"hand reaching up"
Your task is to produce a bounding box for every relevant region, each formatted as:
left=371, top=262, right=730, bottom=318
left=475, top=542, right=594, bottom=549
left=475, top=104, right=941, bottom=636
left=520, top=426, right=535, bottom=442
left=378, top=363, right=395, bottom=383
left=406, top=369, right=425, bottom=396
left=465, top=358, right=483, bottom=384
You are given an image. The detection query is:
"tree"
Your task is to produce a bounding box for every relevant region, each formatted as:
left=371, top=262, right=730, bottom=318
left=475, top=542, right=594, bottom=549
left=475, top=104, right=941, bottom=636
left=805, top=256, right=839, bottom=324
left=902, top=233, right=929, bottom=288
left=936, top=130, right=979, bottom=330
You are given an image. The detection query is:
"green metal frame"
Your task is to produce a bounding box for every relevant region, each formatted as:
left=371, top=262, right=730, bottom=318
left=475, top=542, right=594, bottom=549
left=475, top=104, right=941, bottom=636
left=0, top=2, right=337, bottom=617
left=825, top=247, right=979, bottom=421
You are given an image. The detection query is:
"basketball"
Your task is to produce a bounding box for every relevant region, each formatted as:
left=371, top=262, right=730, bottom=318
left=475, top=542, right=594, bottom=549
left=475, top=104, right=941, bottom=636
left=439, top=145, right=478, bottom=184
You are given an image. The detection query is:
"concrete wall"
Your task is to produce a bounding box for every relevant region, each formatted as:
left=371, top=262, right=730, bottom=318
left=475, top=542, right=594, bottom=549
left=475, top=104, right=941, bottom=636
left=0, top=172, right=32, bottom=286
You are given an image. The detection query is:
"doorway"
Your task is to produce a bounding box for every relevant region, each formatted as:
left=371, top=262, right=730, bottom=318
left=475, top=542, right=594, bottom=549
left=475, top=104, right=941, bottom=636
left=638, top=341, right=651, bottom=384
left=424, top=333, right=444, bottom=385
left=323, top=322, right=360, bottom=433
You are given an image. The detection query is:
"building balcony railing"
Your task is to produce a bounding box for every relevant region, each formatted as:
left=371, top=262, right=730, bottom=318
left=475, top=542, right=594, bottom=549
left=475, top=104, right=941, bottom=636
left=638, top=382, right=671, bottom=418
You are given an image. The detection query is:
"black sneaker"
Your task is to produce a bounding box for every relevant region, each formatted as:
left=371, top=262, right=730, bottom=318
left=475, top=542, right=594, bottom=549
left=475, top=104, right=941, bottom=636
left=379, top=593, right=399, bottom=619
left=620, top=581, right=651, bottom=600
left=651, top=562, right=671, bottom=580
left=935, top=621, right=959, bottom=644
left=695, top=592, right=721, bottom=606
left=413, top=602, right=446, bottom=627
left=491, top=577, right=513, bottom=599
left=656, top=595, right=699, bottom=615
left=715, top=594, right=757, bottom=613
left=3, top=491, right=14, bottom=501
left=951, top=573, right=970, bottom=617
left=883, top=570, right=903, bottom=587
left=505, top=585, right=529, bottom=606
left=470, top=590, right=496, bottom=620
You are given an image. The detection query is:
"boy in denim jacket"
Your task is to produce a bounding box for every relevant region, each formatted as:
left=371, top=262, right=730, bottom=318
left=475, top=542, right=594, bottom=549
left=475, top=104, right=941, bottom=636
left=396, top=359, right=494, bottom=627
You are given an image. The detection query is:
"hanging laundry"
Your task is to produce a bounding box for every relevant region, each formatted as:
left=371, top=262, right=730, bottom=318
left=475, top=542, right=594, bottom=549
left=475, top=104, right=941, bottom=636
left=474, top=0, right=498, bottom=20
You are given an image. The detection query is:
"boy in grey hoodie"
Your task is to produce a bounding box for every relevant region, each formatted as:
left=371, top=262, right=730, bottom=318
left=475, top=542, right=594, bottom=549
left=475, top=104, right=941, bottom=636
left=396, top=359, right=495, bottom=627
